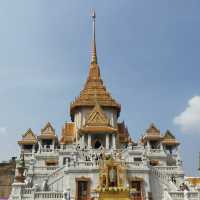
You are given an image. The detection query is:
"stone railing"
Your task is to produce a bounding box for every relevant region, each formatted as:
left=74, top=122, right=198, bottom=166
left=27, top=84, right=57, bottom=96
left=150, top=166, right=177, bottom=191
left=67, top=160, right=100, bottom=169
left=154, top=166, right=184, bottom=175
left=33, top=166, right=58, bottom=175
left=125, top=161, right=148, bottom=170
left=169, top=191, right=199, bottom=200
left=34, top=192, right=63, bottom=199
left=149, top=149, right=165, bottom=154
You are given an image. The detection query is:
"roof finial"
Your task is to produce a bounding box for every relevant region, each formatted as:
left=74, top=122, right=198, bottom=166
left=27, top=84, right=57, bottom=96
left=91, top=9, right=97, bottom=64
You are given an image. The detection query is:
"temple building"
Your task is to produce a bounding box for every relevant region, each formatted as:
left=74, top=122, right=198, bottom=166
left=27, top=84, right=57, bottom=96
left=9, top=11, right=200, bottom=200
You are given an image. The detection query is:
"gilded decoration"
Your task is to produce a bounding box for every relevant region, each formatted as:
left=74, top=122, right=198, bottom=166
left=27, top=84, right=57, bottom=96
left=117, top=122, right=130, bottom=145
left=79, top=102, right=118, bottom=134
left=38, top=122, right=57, bottom=140
left=162, top=130, right=180, bottom=146
left=18, top=128, right=37, bottom=145
left=85, top=102, right=109, bottom=127
left=142, top=123, right=163, bottom=142
left=96, top=156, right=130, bottom=200
left=60, top=122, right=76, bottom=144
left=70, top=11, right=120, bottom=120
left=186, top=177, right=200, bottom=186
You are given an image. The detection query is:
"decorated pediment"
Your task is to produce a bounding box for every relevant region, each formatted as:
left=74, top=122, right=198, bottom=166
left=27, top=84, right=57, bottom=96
left=18, top=128, right=37, bottom=145
left=162, top=130, right=180, bottom=146
left=164, top=130, right=175, bottom=139
left=85, top=103, right=109, bottom=127
left=41, top=122, right=55, bottom=135
left=146, top=123, right=160, bottom=136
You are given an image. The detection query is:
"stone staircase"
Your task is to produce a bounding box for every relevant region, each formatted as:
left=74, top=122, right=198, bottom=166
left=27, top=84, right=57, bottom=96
left=47, top=166, right=66, bottom=192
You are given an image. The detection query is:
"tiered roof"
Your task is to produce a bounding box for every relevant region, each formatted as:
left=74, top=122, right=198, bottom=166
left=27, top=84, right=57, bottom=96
left=70, top=11, right=120, bottom=119
left=60, top=122, right=76, bottom=144
left=117, top=122, right=130, bottom=144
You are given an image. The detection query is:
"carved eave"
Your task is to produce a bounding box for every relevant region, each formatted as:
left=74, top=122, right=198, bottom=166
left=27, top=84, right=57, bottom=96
left=79, top=126, right=117, bottom=134
left=162, top=130, right=180, bottom=146
left=18, top=128, right=37, bottom=145
left=60, top=122, right=76, bottom=145
left=38, top=134, right=57, bottom=140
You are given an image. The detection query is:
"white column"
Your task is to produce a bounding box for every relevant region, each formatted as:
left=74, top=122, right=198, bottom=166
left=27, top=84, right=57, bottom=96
left=32, top=145, right=35, bottom=154
left=106, top=134, right=109, bottom=149
left=112, top=134, right=116, bottom=149
left=160, top=143, right=164, bottom=150
left=88, top=134, right=91, bottom=148
left=82, top=135, right=85, bottom=146
left=147, top=141, right=150, bottom=149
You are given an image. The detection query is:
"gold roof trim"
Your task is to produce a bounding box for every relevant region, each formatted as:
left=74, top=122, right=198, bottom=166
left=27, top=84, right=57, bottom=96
left=118, top=122, right=130, bottom=144
left=143, top=123, right=163, bottom=141
left=162, top=130, right=180, bottom=146
left=79, top=126, right=117, bottom=134
left=85, top=102, right=109, bottom=127
left=186, top=177, right=200, bottom=186
left=60, top=122, right=76, bottom=144
left=18, top=128, right=37, bottom=145
left=38, top=122, right=57, bottom=140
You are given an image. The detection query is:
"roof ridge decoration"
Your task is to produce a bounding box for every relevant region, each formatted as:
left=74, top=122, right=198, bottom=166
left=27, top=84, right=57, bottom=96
left=70, top=11, right=121, bottom=119
left=85, top=102, right=109, bottom=127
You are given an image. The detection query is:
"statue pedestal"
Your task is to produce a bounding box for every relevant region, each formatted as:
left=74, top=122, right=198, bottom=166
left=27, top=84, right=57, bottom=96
left=96, top=187, right=130, bottom=200
left=99, top=190, right=129, bottom=200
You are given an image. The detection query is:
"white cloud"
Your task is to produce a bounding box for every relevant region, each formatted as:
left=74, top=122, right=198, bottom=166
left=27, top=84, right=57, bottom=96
left=0, top=127, right=7, bottom=134
left=174, top=96, right=200, bottom=134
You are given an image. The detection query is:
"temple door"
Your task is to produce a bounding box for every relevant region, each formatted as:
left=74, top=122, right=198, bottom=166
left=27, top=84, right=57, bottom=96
left=77, top=180, right=89, bottom=200
left=130, top=181, right=142, bottom=200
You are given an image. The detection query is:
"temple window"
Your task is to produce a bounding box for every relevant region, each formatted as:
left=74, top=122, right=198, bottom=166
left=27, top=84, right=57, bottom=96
left=150, top=141, right=160, bottom=149
left=42, top=139, right=52, bottom=148
left=45, top=160, right=58, bottom=166
left=134, top=157, right=142, bottom=162
left=130, top=180, right=143, bottom=200
left=23, top=145, right=33, bottom=153
left=149, top=160, right=159, bottom=166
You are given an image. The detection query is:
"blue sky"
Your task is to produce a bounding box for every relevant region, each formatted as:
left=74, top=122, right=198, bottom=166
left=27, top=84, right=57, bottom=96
left=0, top=0, right=200, bottom=176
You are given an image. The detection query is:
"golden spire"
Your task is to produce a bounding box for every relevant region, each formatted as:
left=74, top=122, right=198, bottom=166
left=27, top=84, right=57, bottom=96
left=70, top=11, right=121, bottom=120
left=91, top=9, right=97, bottom=64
